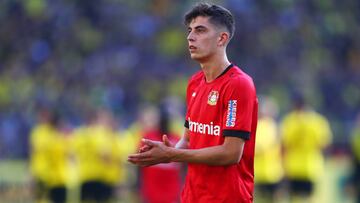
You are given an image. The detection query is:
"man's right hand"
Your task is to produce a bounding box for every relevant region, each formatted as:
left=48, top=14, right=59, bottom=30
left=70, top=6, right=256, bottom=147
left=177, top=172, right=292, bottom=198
left=162, top=134, right=173, bottom=147
left=138, top=134, right=173, bottom=153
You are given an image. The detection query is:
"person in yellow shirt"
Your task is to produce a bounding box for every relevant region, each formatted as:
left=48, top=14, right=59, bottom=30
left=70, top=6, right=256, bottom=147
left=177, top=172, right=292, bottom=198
left=281, top=95, right=332, bottom=202
left=30, top=108, right=57, bottom=202
left=72, top=108, right=128, bottom=203
left=254, top=96, right=283, bottom=203
left=46, top=121, right=72, bottom=203
left=30, top=108, right=71, bottom=203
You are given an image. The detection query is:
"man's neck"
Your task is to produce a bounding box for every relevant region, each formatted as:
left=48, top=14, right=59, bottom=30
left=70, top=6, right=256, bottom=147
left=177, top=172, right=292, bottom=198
left=200, top=54, right=231, bottom=83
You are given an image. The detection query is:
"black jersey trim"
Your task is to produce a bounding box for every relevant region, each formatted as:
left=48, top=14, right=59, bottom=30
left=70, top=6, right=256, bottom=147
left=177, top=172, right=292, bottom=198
left=184, top=120, right=189, bottom=128
left=223, top=130, right=250, bottom=140
left=216, top=63, right=234, bottom=79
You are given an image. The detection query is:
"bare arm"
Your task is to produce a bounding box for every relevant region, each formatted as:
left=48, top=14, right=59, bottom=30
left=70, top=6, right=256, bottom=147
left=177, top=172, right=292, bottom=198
left=128, top=133, right=245, bottom=166
left=170, top=136, right=244, bottom=165
left=175, top=128, right=190, bottom=149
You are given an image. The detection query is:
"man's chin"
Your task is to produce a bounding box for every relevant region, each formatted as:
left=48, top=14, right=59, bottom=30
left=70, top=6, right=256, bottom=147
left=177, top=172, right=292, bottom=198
left=190, top=54, right=202, bottom=61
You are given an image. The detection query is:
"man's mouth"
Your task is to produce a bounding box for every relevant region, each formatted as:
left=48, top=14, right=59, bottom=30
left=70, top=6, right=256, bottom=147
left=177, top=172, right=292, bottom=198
left=189, top=45, right=197, bottom=51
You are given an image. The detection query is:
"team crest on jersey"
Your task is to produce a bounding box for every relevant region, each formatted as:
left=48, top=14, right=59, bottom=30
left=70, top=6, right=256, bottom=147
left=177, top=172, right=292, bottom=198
left=226, top=100, right=237, bottom=127
left=207, top=90, right=219, bottom=105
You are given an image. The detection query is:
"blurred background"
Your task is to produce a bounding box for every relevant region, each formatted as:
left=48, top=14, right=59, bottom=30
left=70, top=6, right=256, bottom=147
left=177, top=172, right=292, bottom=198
left=0, top=0, right=359, bottom=202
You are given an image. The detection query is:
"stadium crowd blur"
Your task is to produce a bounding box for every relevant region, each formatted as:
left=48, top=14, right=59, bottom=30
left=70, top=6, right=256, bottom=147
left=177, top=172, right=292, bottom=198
left=0, top=0, right=359, bottom=202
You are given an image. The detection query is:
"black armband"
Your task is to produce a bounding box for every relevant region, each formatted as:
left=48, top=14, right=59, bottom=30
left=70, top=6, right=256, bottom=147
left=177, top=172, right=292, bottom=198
left=223, top=130, right=250, bottom=140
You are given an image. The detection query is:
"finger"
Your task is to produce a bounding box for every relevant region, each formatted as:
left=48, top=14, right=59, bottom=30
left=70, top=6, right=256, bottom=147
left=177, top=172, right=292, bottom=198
left=139, top=145, right=151, bottom=153
left=128, top=152, right=151, bottom=159
left=142, top=138, right=158, bottom=147
left=128, top=156, right=156, bottom=164
left=127, top=159, right=138, bottom=164
left=162, top=134, right=171, bottom=147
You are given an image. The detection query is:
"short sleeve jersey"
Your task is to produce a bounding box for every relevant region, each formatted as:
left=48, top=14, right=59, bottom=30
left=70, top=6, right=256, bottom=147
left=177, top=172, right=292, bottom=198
left=182, top=64, right=258, bottom=203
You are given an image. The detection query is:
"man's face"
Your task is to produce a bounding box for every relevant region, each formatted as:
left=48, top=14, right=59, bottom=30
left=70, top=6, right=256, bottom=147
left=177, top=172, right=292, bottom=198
left=187, top=16, right=221, bottom=62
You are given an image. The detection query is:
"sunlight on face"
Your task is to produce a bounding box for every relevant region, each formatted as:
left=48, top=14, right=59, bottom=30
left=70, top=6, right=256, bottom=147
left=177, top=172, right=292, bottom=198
left=187, top=16, right=222, bottom=62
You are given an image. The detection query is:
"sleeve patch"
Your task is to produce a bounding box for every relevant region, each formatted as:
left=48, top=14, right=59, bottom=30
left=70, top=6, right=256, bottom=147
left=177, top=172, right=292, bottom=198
left=226, top=100, right=237, bottom=127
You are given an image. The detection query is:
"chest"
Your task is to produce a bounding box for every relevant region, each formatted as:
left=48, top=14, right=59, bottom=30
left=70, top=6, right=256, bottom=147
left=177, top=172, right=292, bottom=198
left=187, top=82, right=227, bottom=123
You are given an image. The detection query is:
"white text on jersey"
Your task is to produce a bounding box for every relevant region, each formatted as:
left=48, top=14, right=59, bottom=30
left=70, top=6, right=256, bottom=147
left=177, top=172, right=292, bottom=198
left=188, top=117, right=221, bottom=136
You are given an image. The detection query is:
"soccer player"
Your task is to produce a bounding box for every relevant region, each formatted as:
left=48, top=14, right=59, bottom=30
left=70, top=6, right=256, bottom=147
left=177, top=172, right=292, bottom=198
left=128, top=3, right=258, bottom=203
left=254, top=96, right=283, bottom=203
left=281, top=94, right=332, bottom=202
left=30, top=108, right=70, bottom=203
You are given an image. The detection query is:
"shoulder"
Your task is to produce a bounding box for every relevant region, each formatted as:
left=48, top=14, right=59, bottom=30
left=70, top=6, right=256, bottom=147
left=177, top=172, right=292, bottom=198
left=308, top=110, right=329, bottom=124
left=281, top=112, right=296, bottom=123
left=226, top=66, right=256, bottom=92
left=187, top=70, right=204, bottom=90
left=188, top=70, right=204, bottom=84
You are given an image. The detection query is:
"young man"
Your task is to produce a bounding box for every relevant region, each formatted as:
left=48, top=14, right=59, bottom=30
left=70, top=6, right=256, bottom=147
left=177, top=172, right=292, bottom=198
left=128, top=3, right=258, bottom=203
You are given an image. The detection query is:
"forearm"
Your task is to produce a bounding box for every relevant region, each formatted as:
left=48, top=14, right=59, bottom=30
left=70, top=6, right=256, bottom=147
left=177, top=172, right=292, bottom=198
left=175, top=128, right=190, bottom=149
left=168, top=144, right=242, bottom=166
left=127, top=131, right=244, bottom=167
left=175, top=137, right=189, bottom=149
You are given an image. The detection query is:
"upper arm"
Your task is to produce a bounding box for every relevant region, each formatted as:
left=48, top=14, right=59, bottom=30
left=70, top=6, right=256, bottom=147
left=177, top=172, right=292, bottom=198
left=223, top=136, right=245, bottom=163
left=222, top=78, right=256, bottom=140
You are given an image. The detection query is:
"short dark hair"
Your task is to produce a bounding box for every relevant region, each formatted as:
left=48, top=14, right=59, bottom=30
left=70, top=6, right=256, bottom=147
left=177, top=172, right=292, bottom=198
left=184, top=3, right=235, bottom=39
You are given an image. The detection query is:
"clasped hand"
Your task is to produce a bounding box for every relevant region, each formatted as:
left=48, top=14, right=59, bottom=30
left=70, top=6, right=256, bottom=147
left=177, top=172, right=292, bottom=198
left=127, top=134, right=173, bottom=167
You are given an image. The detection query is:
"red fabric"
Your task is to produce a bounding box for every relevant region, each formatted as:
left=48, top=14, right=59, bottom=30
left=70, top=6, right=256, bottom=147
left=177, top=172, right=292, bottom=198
left=182, top=65, right=258, bottom=203
left=140, top=130, right=181, bottom=203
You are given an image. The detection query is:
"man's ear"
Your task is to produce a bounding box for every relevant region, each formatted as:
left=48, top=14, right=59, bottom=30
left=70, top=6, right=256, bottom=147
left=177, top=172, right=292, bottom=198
left=218, top=32, right=230, bottom=46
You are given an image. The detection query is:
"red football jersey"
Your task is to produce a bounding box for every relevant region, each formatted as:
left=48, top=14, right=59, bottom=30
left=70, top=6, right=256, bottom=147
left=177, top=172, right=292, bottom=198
left=182, top=64, right=258, bottom=203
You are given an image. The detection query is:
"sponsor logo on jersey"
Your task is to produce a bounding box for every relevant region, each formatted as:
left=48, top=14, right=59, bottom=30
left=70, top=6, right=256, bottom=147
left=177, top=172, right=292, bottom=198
left=226, top=100, right=237, bottom=127
left=207, top=90, right=219, bottom=106
left=188, top=117, right=221, bottom=136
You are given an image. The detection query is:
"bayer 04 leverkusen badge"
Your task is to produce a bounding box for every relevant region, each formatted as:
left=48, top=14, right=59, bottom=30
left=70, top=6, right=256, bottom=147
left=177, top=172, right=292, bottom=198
left=207, top=90, right=219, bottom=106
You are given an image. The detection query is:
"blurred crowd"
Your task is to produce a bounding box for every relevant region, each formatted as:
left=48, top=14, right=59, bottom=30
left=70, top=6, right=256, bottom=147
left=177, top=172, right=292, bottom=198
left=0, top=0, right=360, bottom=202
left=28, top=103, right=184, bottom=203
left=25, top=97, right=359, bottom=203
left=1, top=0, right=360, bottom=157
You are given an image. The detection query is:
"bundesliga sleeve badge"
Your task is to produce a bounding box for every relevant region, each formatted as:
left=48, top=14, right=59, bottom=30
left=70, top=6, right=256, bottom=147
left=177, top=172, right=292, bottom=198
left=207, top=90, right=219, bottom=106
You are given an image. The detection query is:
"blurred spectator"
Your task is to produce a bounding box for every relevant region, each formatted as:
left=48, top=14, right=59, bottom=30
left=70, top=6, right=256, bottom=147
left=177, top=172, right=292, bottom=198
left=254, top=96, right=283, bottom=203
left=29, top=108, right=71, bottom=203
left=281, top=94, right=332, bottom=203
left=29, top=107, right=56, bottom=202
left=351, top=113, right=360, bottom=203
left=72, top=108, right=124, bottom=203
left=137, top=105, right=182, bottom=203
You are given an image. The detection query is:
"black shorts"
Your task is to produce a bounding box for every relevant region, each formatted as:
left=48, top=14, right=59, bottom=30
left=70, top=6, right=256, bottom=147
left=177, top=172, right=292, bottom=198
left=288, top=180, right=313, bottom=195
left=49, top=186, right=67, bottom=203
left=80, top=181, right=113, bottom=201
left=256, top=182, right=280, bottom=194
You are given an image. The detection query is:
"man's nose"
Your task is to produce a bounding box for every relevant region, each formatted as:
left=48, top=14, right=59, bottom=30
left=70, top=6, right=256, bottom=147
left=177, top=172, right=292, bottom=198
left=187, top=32, right=195, bottom=42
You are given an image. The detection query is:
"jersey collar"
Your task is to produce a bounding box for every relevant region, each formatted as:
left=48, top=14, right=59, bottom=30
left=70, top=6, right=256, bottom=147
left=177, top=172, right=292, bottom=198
left=215, top=63, right=234, bottom=79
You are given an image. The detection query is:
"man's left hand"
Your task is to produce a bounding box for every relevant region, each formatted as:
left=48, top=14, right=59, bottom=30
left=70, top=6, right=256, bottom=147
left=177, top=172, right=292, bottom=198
left=128, top=137, right=173, bottom=167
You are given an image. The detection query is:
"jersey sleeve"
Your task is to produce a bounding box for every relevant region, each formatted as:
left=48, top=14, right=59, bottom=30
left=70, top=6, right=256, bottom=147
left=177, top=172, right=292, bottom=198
left=222, top=77, right=256, bottom=140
